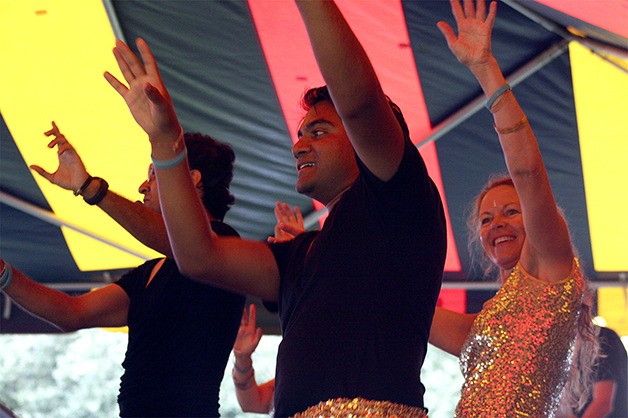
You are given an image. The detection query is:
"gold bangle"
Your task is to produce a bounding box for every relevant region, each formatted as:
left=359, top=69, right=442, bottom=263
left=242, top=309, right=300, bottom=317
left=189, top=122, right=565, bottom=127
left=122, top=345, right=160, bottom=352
left=494, top=115, right=528, bottom=135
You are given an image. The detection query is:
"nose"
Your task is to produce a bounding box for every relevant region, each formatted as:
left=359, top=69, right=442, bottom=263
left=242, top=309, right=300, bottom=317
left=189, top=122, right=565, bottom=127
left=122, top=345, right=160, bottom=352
left=138, top=180, right=149, bottom=195
left=490, top=214, right=506, bottom=229
left=292, top=137, right=311, bottom=159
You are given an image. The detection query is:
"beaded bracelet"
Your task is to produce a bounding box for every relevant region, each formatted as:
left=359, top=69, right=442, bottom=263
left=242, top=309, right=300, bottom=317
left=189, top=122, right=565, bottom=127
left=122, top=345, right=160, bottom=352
left=0, top=262, right=13, bottom=291
left=486, top=83, right=511, bottom=111
left=84, top=177, right=109, bottom=205
left=151, top=147, right=188, bottom=170
left=232, top=366, right=255, bottom=390
left=494, top=115, right=529, bottom=135
left=233, top=361, right=253, bottom=374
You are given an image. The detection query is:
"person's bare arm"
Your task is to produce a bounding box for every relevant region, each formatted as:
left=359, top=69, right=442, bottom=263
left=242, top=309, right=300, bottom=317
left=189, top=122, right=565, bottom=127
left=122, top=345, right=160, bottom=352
left=580, top=380, right=616, bottom=418
left=429, top=307, right=477, bottom=357
left=105, top=39, right=280, bottom=300
left=438, top=0, right=573, bottom=281
left=295, top=0, right=405, bottom=181
left=1, top=259, right=128, bottom=331
left=31, top=122, right=172, bottom=256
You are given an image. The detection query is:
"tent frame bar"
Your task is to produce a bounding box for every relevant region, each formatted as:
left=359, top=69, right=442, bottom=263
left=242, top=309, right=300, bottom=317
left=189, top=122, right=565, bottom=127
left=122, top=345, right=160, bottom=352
left=0, top=190, right=150, bottom=260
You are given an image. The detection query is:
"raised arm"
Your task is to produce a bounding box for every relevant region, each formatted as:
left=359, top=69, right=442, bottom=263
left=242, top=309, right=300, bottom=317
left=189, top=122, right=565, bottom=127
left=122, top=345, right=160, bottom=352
left=438, top=0, right=573, bottom=280
left=295, top=0, right=405, bottom=181
left=0, top=258, right=128, bottom=331
left=232, top=304, right=275, bottom=413
left=30, top=122, right=172, bottom=256
left=104, top=39, right=279, bottom=300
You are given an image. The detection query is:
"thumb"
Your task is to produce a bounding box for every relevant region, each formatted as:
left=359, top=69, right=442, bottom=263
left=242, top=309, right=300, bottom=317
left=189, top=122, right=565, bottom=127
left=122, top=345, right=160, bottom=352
left=30, top=165, right=54, bottom=183
left=436, top=21, right=457, bottom=48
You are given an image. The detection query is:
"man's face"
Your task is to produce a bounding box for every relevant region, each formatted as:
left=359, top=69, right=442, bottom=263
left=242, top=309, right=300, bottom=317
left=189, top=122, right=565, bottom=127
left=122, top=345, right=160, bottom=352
left=293, top=101, right=359, bottom=205
left=138, top=164, right=161, bottom=213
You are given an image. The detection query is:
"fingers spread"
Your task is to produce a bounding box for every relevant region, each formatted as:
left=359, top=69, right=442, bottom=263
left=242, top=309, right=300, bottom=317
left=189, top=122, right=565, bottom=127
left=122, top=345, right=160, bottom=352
left=136, top=38, right=161, bottom=80
left=114, top=39, right=146, bottom=80
left=104, top=71, right=129, bottom=97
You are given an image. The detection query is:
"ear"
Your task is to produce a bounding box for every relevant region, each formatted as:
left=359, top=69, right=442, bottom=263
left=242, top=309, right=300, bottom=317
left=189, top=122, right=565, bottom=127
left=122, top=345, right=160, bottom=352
left=190, top=169, right=203, bottom=188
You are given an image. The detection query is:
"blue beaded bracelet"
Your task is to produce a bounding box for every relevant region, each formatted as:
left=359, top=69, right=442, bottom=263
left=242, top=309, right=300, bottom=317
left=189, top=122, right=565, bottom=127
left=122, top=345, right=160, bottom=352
left=0, top=262, right=13, bottom=291
left=485, top=83, right=511, bottom=111
left=151, top=147, right=188, bottom=169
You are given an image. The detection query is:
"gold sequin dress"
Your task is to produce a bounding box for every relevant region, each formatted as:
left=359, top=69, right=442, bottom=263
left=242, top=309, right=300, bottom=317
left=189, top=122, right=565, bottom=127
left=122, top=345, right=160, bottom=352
left=456, top=259, right=585, bottom=418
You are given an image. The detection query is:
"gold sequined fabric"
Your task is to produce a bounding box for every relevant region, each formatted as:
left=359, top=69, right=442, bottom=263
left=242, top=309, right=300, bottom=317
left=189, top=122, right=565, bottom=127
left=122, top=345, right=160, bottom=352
left=456, top=259, right=584, bottom=418
left=292, top=397, right=428, bottom=418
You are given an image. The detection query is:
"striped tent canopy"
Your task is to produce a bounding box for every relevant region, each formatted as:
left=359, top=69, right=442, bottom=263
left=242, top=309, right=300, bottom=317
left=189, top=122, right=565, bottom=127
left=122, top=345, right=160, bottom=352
left=1, top=0, right=627, bottom=333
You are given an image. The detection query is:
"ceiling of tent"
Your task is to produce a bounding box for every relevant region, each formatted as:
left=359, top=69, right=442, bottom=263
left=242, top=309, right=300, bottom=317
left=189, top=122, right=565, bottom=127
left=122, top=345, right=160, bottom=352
left=1, top=0, right=627, bottom=333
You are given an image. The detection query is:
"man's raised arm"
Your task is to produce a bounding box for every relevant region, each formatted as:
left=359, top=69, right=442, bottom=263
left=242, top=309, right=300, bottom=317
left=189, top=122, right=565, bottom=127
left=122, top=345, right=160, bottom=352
left=104, top=39, right=279, bottom=301
left=295, top=0, right=406, bottom=181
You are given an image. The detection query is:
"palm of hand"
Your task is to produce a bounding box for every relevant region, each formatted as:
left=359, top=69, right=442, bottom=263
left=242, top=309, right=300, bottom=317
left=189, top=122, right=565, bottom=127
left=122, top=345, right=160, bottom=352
left=53, top=148, right=87, bottom=190
left=119, top=71, right=171, bottom=139
left=451, top=24, right=491, bottom=67
left=234, top=327, right=260, bottom=356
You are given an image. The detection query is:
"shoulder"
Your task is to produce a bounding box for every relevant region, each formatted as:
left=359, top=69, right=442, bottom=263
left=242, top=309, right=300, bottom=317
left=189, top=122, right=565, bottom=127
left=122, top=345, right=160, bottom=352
left=210, top=220, right=240, bottom=238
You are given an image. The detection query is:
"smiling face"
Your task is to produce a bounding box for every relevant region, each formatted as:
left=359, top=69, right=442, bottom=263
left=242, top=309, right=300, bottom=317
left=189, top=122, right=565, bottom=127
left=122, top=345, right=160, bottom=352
left=478, top=184, right=526, bottom=273
left=138, top=164, right=161, bottom=213
left=293, top=101, right=359, bottom=206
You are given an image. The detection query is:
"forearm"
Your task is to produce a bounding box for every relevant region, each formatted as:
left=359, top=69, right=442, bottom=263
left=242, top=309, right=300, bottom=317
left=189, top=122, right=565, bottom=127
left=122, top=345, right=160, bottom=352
left=98, top=190, right=172, bottom=257
left=581, top=381, right=615, bottom=418
left=472, top=57, right=572, bottom=261
left=233, top=359, right=274, bottom=413
left=76, top=177, right=172, bottom=257
left=295, top=0, right=380, bottom=117
left=154, top=159, right=216, bottom=272
left=2, top=267, right=82, bottom=331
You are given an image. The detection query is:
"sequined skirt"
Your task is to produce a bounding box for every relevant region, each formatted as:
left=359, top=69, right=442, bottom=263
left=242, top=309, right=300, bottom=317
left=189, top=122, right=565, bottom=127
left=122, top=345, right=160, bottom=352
left=292, top=397, right=428, bottom=417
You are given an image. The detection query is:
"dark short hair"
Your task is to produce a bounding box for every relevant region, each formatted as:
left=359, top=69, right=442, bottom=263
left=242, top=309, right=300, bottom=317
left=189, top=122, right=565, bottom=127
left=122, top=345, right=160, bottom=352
left=184, top=132, right=235, bottom=220
left=300, top=86, right=410, bottom=139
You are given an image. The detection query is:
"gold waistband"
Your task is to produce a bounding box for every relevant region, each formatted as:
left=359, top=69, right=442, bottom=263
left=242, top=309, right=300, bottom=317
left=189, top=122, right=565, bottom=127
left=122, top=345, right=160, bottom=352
left=292, top=397, right=428, bottom=417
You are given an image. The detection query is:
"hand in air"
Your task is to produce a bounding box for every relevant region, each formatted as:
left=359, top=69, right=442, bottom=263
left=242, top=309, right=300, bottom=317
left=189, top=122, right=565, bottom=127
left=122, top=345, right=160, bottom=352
left=104, top=38, right=181, bottom=146
left=233, top=304, right=263, bottom=358
left=268, top=202, right=305, bottom=243
left=29, top=121, right=90, bottom=192
left=437, top=0, right=497, bottom=69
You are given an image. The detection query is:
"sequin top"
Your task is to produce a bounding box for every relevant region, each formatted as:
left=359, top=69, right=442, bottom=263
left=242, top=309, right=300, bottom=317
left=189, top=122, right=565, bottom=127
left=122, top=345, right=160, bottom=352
left=456, top=259, right=585, bottom=418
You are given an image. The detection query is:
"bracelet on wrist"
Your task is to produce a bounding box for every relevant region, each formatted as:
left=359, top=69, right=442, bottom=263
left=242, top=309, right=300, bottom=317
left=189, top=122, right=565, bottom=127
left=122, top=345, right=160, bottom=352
left=83, top=177, right=109, bottom=205
left=232, top=366, right=254, bottom=389
left=233, top=361, right=253, bottom=374
left=486, top=83, right=511, bottom=112
left=494, top=115, right=529, bottom=135
left=74, top=175, right=94, bottom=196
left=151, top=146, right=188, bottom=169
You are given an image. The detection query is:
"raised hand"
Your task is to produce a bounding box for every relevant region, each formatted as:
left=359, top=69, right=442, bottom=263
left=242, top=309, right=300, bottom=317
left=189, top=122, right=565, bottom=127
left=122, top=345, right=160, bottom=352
left=233, top=304, right=263, bottom=360
left=437, top=0, right=497, bottom=69
left=268, top=202, right=305, bottom=243
left=30, top=121, right=90, bottom=192
left=104, top=38, right=181, bottom=147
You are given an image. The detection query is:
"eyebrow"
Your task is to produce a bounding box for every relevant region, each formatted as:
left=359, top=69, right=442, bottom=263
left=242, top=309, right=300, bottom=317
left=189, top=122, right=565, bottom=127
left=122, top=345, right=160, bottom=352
left=297, top=118, right=334, bottom=138
left=480, top=202, right=519, bottom=216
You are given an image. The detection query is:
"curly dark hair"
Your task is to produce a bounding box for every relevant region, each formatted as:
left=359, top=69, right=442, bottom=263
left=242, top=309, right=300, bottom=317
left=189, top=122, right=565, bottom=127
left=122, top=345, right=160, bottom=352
left=300, top=86, right=410, bottom=139
left=184, top=132, right=235, bottom=220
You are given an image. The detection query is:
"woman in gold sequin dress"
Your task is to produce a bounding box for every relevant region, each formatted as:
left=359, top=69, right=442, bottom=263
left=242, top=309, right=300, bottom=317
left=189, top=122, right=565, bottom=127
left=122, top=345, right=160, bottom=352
left=429, top=1, right=597, bottom=417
